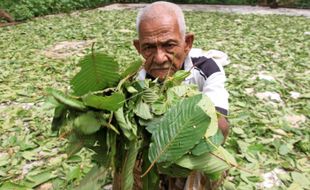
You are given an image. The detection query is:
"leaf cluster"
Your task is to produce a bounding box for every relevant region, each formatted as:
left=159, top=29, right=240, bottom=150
left=47, top=52, right=236, bottom=189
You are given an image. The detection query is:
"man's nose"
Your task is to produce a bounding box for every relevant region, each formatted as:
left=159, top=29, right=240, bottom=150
left=153, top=47, right=168, bottom=65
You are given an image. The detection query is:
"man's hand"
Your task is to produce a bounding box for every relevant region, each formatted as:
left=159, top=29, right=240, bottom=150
left=218, top=115, right=229, bottom=142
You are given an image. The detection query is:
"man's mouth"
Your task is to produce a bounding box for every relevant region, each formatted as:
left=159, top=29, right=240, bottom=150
left=151, top=67, right=171, bottom=70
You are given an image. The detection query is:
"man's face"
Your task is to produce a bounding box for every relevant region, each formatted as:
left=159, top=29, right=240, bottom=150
left=134, top=16, right=193, bottom=81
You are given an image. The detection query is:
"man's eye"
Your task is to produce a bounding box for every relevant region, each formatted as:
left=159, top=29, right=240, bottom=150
left=143, top=46, right=154, bottom=51
left=164, top=43, right=175, bottom=49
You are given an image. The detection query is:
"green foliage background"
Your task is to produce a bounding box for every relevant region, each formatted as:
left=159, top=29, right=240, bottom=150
left=0, top=8, right=309, bottom=190
left=1, top=0, right=310, bottom=21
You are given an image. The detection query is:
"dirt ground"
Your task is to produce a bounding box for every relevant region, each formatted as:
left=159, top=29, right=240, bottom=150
left=99, top=3, right=310, bottom=17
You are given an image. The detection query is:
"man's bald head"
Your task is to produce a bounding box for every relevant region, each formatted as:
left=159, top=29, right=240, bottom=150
left=136, top=1, right=186, bottom=39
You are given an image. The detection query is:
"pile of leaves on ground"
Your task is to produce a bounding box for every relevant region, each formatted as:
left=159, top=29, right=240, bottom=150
left=0, top=9, right=309, bottom=190
left=1, top=0, right=310, bottom=22
left=45, top=50, right=236, bottom=189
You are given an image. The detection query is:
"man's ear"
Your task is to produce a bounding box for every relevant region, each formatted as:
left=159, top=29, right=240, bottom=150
left=184, top=33, right=194, bottom=53
left=133, top=39, right=141, bottom=54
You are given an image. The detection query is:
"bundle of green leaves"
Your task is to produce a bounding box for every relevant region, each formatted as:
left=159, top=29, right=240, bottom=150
left=47, top=51, right=236, bottom=189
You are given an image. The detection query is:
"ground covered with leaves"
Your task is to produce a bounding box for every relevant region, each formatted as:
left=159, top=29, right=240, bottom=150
left=0, top=8, right=309, bottom=190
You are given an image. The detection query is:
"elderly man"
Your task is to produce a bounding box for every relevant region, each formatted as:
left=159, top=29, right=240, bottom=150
left=133, top=1, right=229, bottom=189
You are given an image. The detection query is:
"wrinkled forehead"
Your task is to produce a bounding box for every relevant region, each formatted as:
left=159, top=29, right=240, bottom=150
left=138, top=15, right=180, bottom=39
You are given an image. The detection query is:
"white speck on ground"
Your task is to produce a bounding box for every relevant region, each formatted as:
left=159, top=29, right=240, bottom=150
left=245, top=88, right=254, bottom=95
left=285, top=114, right=306, bottom=128
left=255, top=91, right=282, bottom=102
left=258, top=73, right=275, bottom=81
left=289, top=91, right=300, bottom=99
left=104, top=184, right=113, bottom=190
left=257, top=168, right=286, bottom=189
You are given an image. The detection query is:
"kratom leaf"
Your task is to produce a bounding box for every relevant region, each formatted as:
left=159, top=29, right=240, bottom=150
left=191, top=129, right=224, bottom=156
left=147, top=94, right=210, bottom=167
left=66, top=133, right=97, bottom=157
left=126, top=86, right=138, bottom=93
left=73, top=111, right=102, bottom=135
left=167, top=85, right=196, bottom=98
left=47, top=88, right=86, bottom=111
left=71, top=53, right=120, bottom=96
left=23, top=169, right=57, bottom=188
left=83, top=92, right=125, bottom=111
left=66, top=166, right=81, bottom=181
left=114, top=107, right=137, bottom=141
left=163, top=70, right=191, bottom=88
left=121, top=61, right=142, bottom=78
left=75, top=165, right=110, bottom=190
left=142, top=88, right=160, bottom=103
left=151, top=98, right=168, bottom=115
left=142, top=149, right=159, bottom=190
left=197, top=95, right=218, bottom=138
left=120, top=140, right=141, bottom=190
left=0, top=182, right=30, bottom=190
left=133, top=100, right=153, bottom=120
left=51, top=104, right=67, bottom=131
left=176, top=146, right=236, bottom=176
left=157, top=163, right=191, bottom=177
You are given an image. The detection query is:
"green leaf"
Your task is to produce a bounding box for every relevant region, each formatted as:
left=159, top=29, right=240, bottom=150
left=133, top=100, right=153, bottom=120
left=120, top=140, right=141, bottom=190
left=114, top=107, right=137, bottom=141
left=191, top=129, right=224, bottom=156
left=147, top=94, right=210, bottom=166
left=163, top=70, right=191, bottom=88
left=66, top=133, right=89, bottom=157
left=66, top=166, right=81, bottom=181
left=142, top=148, right=159, bottom=190
left=75, top=165, right=110, bottom=190
left=71, top=53, right=120, bottom=96
left=23, top=169, right=57, bottom=188
left=83, top=92, right=125, bottom=111
left=291, top=172, right=310, bottom=188
left=223, top=180, right=236, bottom=190
left=121, top=61, right=142, bottom=78
left=48, top=88, right=86, bottom=110
left=157, top=164, right=191, bottom=177
left=126, top=86, right=138, bottom=93
left=151, top=98, right=168, bottom=115
left=52, top=104, right=67, bottom=131
left=0, top=182, right=30, bottom=190
left=176, top=147, right=235, bottom=176
left=197, top=95, right=218, bottom=138
left=0, top=153, right=9, bottom=167
left=287, top=183, right=302, bottom=190
left=279, top=144, right=292, bottom=155
left=142, top=88, right=160, bottom=103
left=73, top=111, right=102, bottom=135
